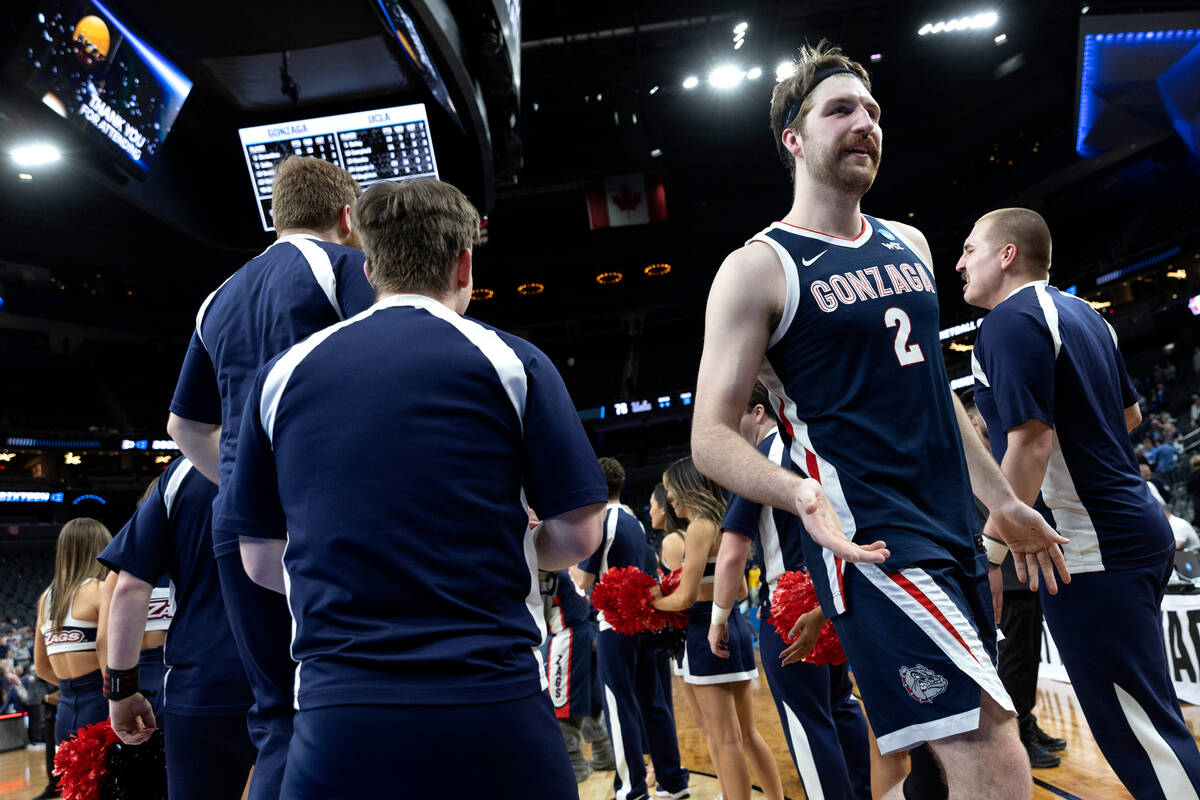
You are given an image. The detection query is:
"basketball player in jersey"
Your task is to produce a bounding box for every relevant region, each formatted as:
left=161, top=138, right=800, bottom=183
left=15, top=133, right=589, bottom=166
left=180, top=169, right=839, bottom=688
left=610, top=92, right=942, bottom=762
left=710, top=382, right=871, bottom=800
left=167, top=156, right=374, bottom=800
left=100, top=459, right=256, bottom=799
left=690, top=41, right=1069, bottom=798
left=959, top=208, right=1200, bottom=797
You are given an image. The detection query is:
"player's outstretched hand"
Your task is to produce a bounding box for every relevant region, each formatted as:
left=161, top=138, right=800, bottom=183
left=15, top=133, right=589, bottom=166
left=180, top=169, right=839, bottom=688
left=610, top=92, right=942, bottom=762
left=109, top=693, right=155, bottom=745
left=708, top=623, right=730, bottom=659
left=985, top=498, right=1070, bottom=594
left=780, top=606, right=826, bottom=666
left=795, top=478, right=889, bottom=563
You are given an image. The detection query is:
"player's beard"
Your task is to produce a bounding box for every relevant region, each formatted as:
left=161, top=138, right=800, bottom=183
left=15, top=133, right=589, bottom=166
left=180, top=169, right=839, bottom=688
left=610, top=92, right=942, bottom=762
left=806, top=134, right=881, bottom=196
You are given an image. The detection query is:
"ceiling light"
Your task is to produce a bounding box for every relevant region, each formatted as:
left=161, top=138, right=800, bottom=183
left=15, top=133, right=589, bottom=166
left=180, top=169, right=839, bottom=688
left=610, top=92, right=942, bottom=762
left=919, top=23, right=933, bottom=35
left=471, top=288, right=495, bottom=300
left=650, top=148, right=663, bottom=157
left=919, top=11, right=998, bottom=36
left=682, top=75, right=700, bottom=90
left=869, top=53, right=883, bottom=62
left=776, top=61, right=795, bottom=81
left=733, top=22, right=748, bottom=34
left=734, top=40, right=744, bottom=50
left=517, top=283, right=544, bottom=296
left=709, top=65, right=745, bottom=89
left=931, top=21, right=945, bottom=33
left=973, top=11, right=998, bottom=27
left=596, top=272, right=624, bottom=285
left=649, top=85, right=660, bottom=95
left=18, top=173, right=32, bottom=181
left=747, top=67, right=762, bottom=80
left=11, top=144, right=60, bottom=166
left=644, top=263, right=671, bottom=276
left=994, top=33, right=1007, bottom=44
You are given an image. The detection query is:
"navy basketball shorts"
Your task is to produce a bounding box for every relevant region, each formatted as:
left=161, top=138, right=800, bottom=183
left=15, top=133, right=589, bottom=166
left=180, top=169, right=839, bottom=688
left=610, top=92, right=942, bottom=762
left=55, top=670, right=107, bottom=747
left=833, top=558, right=1013, bottom=754
left=683, top=602, right=758, bottom=685
left=164, top=711, right=257, bottom=800
left=545, top=621, right=596, bottom=719
left=280, top=694, right=577, bottom=799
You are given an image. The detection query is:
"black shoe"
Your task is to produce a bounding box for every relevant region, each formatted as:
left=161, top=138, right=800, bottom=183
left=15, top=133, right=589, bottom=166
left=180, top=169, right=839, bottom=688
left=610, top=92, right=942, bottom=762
left=1033, top=723, right=1067, bottom=752
left=1022, top=735, right=1061, bottom=769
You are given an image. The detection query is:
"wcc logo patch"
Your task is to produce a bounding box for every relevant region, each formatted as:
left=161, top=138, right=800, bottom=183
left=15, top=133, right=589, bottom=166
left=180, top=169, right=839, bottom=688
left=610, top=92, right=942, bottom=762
left=879, top=227, right=897, bottom=241
left=899, top=665, right=949, bottom=704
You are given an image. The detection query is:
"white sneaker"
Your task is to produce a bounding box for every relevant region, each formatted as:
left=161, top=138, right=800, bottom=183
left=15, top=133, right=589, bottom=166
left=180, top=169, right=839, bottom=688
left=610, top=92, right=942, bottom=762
left=653, top=788, right=691, bottom=799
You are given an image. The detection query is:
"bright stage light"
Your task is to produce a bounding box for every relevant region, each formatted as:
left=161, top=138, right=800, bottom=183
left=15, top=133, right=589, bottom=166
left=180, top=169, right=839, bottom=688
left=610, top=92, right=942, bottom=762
left=709, top=65, right=746, bottom=88
left=682, top=75, right=700, bottom=89
left=11, top=144, right=60, bottom=166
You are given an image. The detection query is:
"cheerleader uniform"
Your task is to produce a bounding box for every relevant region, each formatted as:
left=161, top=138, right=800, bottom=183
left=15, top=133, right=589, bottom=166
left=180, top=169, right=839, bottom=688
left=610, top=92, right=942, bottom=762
left=681, top=558, right=757, bottom=685
left=41, top=581, right=107, bottom=746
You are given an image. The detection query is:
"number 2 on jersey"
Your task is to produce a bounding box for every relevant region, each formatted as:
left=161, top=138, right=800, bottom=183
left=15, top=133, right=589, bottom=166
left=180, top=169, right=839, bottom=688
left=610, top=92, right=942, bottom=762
left=884, top=308, right=925, bottom=366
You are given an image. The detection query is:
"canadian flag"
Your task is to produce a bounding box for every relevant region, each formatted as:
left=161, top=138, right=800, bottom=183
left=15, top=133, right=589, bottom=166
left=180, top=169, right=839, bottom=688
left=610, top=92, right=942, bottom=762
left=585, top=173, right=668, bottom=229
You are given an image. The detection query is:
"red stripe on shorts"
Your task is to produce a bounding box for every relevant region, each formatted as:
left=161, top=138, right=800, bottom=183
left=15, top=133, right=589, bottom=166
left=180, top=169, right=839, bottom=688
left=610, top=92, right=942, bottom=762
left=889, top=571, right=979, bottom=664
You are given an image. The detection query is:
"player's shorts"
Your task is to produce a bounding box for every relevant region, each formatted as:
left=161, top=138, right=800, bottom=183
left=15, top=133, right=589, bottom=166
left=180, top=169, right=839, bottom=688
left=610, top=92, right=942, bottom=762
left=834, top=557, right=1013, bottom=754
left=54, top=670, right=106, bottom=747
left=280, top=693, right=577, bottom=799
left=164, top=711, right=257, bottom=800
left=544, top=621, right=595, bottom=719
left=682, top=602, right=758, bottom=685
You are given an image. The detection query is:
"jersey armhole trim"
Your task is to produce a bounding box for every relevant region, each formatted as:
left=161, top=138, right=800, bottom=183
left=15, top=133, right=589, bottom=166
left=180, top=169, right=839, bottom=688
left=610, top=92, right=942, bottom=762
left=746, top=235, right=800, bottom=349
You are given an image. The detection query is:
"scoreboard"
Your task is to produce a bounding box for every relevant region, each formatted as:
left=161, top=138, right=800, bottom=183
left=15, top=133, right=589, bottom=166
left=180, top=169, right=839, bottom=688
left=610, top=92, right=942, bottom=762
left=238, top=103, right=439, bottom=231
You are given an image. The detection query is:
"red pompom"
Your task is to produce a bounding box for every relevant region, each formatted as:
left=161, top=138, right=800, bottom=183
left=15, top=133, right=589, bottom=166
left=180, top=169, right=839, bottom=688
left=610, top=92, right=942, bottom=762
left=768, top=570, right=846, bottom=666
left=53, top=720, right=119, bottom=800
left=655, top=569, right=690, bottom=630
left=592, top=566, right=688, bottom=634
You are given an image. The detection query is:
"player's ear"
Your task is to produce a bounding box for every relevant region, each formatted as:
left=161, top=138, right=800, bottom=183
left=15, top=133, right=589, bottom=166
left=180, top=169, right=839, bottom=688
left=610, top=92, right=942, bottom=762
left=455, top=248, right=473, bottom=289
left=339, top=204, right=352, bottom=239
left=782, top=127, right=804, bottom=161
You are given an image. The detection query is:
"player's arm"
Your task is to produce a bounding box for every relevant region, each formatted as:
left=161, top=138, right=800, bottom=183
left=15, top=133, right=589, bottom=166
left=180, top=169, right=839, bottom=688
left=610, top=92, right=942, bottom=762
left=708, top=531, right=752, bottom=657
left=654, top=520, right=716, bottom=612
left=167, top=413, right=221, bottom=484
left=535, top=503, right=607, bottom=572
left=33, top=592, right=57, bottom=686
left=692, top=245, right=887, bottom=563
left=240, top=538, right=286, bottom=593
left=1125, top=403, right=1141, bottom=433
left=95, top=572, right=117, bottom=678
left=105, top=571, right=156, bottom=744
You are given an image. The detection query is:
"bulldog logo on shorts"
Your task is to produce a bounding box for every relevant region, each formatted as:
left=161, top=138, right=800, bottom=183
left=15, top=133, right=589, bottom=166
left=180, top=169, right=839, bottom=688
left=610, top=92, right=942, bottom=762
left=899, top=664, right=948, bottom=703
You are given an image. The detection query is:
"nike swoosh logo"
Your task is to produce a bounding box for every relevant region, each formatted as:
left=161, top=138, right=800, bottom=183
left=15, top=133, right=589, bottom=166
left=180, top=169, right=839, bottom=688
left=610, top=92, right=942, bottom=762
left=801, top=250, right=828, bottom=267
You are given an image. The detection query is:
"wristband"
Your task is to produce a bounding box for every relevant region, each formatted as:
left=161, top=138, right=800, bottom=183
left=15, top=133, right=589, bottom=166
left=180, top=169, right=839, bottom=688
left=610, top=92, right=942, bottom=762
left=104, top=666, right=140, bottom=701
left=710, top=602, right=732, bottom=626
left=982, top=535, right=1010, bottom=567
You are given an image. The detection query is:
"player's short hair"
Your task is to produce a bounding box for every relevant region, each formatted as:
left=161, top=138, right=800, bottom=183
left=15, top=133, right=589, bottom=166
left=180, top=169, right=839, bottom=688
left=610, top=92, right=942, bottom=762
left=599, top=457, right=625, bottom=499
left=271, top=156, right=361, bottom=232
left=770, top=40, right=871, bottom=180
left=978, top=208, right=1052, bottom=276
left=353, top=178, right=480, bottom=297
left=747, top=381, right=779, bottom=424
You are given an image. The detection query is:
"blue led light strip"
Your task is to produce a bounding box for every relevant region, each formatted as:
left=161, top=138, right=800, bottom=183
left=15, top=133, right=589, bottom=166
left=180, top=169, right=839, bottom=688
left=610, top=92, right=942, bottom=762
left=1095, top=245, right=1181, bottom=285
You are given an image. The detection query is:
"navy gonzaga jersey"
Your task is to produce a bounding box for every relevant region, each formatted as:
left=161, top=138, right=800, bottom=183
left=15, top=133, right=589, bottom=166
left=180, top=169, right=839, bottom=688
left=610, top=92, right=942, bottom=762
left=168, top=233, right=374, bottom=555
left=751, top=215, right=977, bottom=617
left=214, top=294, right=607, bottom=709
left=721, top=428, right=805, bottom=589
left=98, top=458, right=253, bottom=716
left=972, top=281, right=1174, bottom=574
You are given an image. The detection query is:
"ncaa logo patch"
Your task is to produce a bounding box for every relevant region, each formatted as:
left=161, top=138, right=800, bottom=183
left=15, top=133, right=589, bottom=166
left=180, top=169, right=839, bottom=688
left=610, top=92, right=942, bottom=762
left=879, top=227, right=897, bottom=241
left=899, top=664, right=948, bottom=704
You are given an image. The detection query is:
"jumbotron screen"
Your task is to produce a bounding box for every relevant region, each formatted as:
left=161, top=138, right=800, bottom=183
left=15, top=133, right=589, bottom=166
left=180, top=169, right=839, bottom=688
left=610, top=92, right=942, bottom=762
left=238, top=103, right=440, bottom=231
left=5, top=0, right=193, bottom=175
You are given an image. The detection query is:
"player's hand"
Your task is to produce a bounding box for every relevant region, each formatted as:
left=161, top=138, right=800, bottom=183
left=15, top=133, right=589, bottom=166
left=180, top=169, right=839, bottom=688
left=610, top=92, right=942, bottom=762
left=708, top=623, right=730, bottom=658
left=985, top=498, right=1070, bottom=594
left=109, top=693, right=155, bottom=745
left=795, top=478, right=889, bottom=563
left=780, top=607, right=826, bottom=666
left=988, top=564, right=1003, bottom=625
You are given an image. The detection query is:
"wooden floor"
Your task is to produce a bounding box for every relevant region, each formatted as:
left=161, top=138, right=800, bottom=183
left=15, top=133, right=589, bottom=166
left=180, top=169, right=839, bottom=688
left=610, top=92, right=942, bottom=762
left=4, top=666, right=1199, bottom=800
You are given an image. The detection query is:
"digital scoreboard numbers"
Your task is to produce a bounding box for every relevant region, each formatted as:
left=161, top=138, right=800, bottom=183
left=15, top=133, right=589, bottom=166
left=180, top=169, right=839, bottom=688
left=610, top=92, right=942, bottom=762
left=238, top=103, right=438, bottom=231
